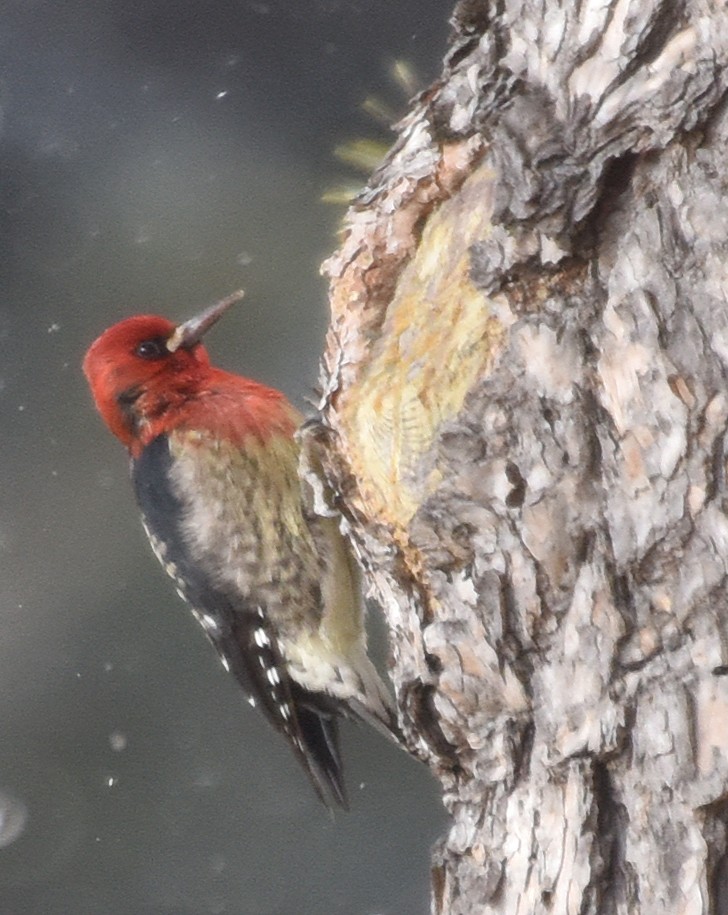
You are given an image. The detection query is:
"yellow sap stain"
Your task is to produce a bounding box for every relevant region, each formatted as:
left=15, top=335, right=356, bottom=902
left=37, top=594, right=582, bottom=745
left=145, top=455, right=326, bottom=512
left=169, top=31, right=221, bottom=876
left=342, top=162, right=504, bottom=528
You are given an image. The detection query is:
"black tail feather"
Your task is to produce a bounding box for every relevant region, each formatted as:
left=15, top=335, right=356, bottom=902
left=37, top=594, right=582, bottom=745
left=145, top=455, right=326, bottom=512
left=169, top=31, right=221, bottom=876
left=293, top=702, right=348, bottom=810
left=223, top=608, right=347, bottom=809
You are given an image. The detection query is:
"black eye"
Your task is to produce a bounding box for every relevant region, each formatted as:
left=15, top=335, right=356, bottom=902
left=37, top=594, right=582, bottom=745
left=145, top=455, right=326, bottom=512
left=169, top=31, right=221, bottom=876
left=134, top=338, right=168, bottom=360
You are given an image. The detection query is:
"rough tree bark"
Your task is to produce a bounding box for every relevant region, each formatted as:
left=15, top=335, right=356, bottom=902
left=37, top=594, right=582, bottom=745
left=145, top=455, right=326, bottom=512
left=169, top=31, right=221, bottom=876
left=314, top=2, right=728, bottom=912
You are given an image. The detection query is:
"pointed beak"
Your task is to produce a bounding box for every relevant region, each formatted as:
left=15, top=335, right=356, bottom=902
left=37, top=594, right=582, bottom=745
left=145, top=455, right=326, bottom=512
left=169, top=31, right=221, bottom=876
left=166, top=289, right=245, bottom=352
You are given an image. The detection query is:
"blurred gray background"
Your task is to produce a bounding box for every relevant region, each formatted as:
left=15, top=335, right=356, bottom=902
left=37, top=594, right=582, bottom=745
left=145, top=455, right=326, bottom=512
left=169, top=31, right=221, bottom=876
left=0, top=2, right=449, bottom=913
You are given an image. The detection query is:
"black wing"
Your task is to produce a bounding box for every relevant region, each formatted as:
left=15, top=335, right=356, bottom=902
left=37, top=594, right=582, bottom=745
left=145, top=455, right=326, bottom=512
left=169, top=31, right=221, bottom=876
left=131, top=433, right=348, bottom=809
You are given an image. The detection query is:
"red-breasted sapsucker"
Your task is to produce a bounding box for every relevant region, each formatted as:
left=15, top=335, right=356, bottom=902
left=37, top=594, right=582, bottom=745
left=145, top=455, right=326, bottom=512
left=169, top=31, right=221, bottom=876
left=83, top=292, right=398, bottom=808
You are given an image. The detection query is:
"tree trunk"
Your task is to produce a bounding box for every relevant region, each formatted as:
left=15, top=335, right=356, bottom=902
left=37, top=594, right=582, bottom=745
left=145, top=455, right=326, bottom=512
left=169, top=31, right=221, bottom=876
left=316, top=2, right=728, bottom=912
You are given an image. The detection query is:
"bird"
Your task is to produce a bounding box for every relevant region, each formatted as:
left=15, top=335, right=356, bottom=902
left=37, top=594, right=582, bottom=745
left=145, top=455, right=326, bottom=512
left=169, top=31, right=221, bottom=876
left=82, top=291, right=399, bottom=808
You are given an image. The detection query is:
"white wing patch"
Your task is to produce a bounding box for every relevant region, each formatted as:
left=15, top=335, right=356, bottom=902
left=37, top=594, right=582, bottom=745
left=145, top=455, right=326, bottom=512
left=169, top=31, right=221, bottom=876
left=250, top=607, right=294, bottom=729
left=142, top=518, right=188, bottom=595
left=253, top=627, right=271, bottom=649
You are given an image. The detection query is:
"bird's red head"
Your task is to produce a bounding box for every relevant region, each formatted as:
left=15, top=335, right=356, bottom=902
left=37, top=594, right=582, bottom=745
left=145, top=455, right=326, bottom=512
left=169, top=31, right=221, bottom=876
left=83, top=291, right=245, bottom=453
